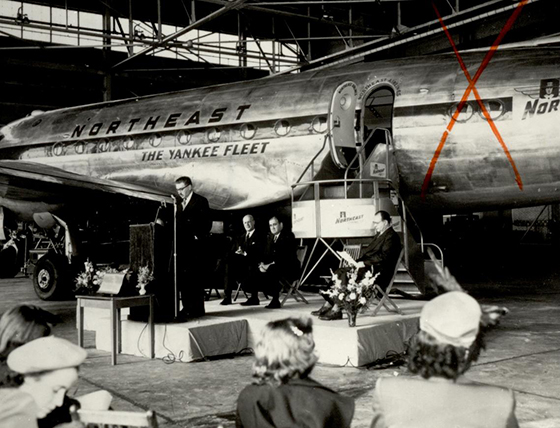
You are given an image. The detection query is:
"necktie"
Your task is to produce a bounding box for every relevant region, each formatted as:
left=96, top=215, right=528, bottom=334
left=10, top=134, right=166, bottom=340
left=274, top=234, right=278, bottom=243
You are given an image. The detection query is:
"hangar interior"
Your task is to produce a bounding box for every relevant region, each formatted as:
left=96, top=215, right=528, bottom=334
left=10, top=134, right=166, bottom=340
left=1, top=0, right=560, bottom=277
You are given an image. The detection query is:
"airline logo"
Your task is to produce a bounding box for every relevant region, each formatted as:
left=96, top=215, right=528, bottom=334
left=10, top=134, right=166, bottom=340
left=516, top=78, right=560, bottom=120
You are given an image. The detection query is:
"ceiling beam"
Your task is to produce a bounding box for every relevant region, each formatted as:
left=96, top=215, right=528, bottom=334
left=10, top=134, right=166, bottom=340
left=112, top=0, right=249, bottom=69
left=195, top=0, right=374, bottom=32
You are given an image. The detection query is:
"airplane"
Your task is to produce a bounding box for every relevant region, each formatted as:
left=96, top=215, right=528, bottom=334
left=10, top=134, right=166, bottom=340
left=1, top=46, right=559, bottom=299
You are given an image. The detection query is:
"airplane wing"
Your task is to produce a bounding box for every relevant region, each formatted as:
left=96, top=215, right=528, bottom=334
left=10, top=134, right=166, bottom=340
left=0, top=160, right=172, bottom=204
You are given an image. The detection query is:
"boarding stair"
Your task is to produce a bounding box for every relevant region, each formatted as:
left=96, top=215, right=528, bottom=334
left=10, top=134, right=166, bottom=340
left=291, top=131, right=443, bottom=298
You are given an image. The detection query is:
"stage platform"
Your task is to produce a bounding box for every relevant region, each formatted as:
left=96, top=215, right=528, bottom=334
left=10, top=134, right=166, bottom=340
left=80, top=293, right=425, bottom=367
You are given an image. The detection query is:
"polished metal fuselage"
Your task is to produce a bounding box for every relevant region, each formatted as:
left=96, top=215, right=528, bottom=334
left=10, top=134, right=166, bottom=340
left=1, top=48, right=560, bottom=217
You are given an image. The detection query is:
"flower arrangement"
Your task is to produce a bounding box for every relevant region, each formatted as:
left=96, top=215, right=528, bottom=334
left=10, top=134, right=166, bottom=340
left=74, top=259, right=103, bottom=295
left=136, top=265, right=154, bottom=295
left=74, top=261, right=122, bottom=295
left=323, top=267, right=380, bottom=326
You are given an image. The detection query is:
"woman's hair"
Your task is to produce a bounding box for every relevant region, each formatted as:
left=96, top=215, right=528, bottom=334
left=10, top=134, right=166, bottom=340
left=407, top=329, right=486, bottom=381
left=0, top=305, right=55, bottom=387
left=252, top=317, right=318, bottom=386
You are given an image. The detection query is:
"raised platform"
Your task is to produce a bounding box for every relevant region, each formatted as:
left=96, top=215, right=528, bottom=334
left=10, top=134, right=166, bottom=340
left=80, top=293, right=425, bottom=367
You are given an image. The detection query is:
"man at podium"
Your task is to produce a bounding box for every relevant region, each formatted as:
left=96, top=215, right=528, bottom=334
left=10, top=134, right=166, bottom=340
left=174, top=176, right=212, bottom=320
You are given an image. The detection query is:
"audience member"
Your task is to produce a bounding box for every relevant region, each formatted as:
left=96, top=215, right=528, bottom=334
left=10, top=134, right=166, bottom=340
left=0, top=305, right=55, bottom=387
left=240, top=216, right=299, bottom=309
left=221, top=215, right=265, bottom=305
left=370, top=291, right=519, bottom=428
left=0, top=305, right=111, bottom=428
left=1, top=336, right=87, bottom=428
left=236, top=317, right=354, bottom=428
left=315, top=210, right=402, bottom=320
left=174, top=176, right=212, bottom=320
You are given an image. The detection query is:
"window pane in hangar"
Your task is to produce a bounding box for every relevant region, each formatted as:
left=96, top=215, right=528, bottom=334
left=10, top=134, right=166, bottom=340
left=24, top=2, right=49, bottom=22
left=2, top=1, right=20, bottom=18
left=77, top=11, right=102, bottom=46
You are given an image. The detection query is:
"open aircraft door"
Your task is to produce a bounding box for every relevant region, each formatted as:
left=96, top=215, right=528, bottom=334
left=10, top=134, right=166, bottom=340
left=328, top=81, right=359, bottom=168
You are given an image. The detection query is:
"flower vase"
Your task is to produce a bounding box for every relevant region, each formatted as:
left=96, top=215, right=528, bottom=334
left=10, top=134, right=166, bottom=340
left=138, top=283, right=147, bottom=295
left=347, top=309, right=358, bottom=327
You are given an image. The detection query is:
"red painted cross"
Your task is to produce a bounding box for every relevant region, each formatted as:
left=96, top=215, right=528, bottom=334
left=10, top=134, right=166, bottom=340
left=420, top=0, right=529, bottom=200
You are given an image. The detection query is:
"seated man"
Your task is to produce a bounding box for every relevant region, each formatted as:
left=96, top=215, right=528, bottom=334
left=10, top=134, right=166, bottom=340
left=221, top=214, right=265, bottom=305
left=241, top=216, right=299, bottom=309
left=315, top=210, right=402, bottom=321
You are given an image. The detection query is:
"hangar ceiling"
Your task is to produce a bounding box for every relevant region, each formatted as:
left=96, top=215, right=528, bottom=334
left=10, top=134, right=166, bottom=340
left=0, top=0, right=558, bottom=124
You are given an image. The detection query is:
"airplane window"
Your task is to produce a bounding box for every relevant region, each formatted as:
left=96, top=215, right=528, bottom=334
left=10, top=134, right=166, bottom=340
left=74, top=141, right=85, bottom=154
left=52, top=142, right=65, bottom=156
left=177, top=130, right=191, bottom=145
left=111, top=140, right=122, bottom=152
left=311, top=116, right=327, bottom=133
left=274, top=119, right=291, bottom=136
left=123, top=136, right=135, bottom=150
left=448, top=102, right=474, bottom=123
left=149, top=133, right=162, bottom=147
left=97, top=139, right=109, bottom=152
left=477, top=99, right=505, bottom=121
left=240, top=123, right=256, bottom=140
left=207, top=127, right=221, bottom=143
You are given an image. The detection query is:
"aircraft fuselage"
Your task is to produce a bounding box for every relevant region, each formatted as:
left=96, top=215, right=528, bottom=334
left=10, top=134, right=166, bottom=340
left=2, top=48, right=560, bottom=217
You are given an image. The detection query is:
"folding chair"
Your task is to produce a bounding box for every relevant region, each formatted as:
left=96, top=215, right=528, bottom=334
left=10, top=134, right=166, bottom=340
left=204, top=287, right=221, bottom=300
left=71, top=406, right=159, bottom=428
left=233, top=280, right=269, bottom=301
left=319, top=243, right=362, bottom=283
left=280, top=245, right=308, bottom=306
left=232, top=281, right=248, bottom=301
left=370, top=249, right=404, bottom=316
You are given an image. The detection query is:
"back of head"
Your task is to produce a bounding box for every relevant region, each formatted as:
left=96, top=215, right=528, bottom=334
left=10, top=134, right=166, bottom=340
left=0, top=305, right=54, bottom=358
left=408, top=291, right=484, bottom=380
left=252, top=317, right=318, bottom=386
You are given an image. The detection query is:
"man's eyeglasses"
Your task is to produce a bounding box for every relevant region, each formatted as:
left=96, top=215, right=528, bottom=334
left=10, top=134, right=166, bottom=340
left=176, top=185, right=190, bottom=192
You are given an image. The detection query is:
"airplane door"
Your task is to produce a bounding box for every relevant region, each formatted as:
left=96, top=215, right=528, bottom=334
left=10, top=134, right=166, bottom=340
left=328, top=81, right=358, bottom=168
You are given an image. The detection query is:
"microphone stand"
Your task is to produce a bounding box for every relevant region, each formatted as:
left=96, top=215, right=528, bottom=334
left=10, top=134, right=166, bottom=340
left=172, top=196, right=179, bottom=319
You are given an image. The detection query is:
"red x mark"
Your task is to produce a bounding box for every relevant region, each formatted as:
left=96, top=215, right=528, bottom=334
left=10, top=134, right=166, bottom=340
left=420, top=1, right=529, bottom=200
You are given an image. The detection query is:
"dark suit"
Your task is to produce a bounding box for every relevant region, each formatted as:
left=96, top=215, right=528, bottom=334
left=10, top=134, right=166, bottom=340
left=223, top=228, right=265, bottom=299
left=252, top=230, right=299, bottom=300
left=236, top=377, right=355, bottom=428
left=176, top=192, right=212, bottom=317
left=357, top=227, right=402, bottom=290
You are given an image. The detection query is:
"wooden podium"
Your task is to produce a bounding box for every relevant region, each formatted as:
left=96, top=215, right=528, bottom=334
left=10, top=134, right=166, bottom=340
left=129, top=223, right=175, bottom=322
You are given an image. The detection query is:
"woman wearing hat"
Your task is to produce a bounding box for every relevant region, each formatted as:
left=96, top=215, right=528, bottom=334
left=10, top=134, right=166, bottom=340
left=370, top=291, right=519, bottom=428
left=236, top=317, right=355, bottom=428
left=0, top=336, right=87, bottom=428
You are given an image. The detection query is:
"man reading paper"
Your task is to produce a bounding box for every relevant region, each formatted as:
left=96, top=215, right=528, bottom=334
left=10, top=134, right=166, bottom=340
left=314, top=210, right=402, bottom=321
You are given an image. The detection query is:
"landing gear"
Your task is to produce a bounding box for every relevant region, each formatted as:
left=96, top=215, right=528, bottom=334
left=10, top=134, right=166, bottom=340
left=33, top=253, right=70, bottom=300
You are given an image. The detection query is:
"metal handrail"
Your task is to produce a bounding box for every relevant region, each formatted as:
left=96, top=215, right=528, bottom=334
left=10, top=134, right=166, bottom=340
left=294, top=135, right=329, bottom=202
left=295, top=134, right=329, bottom=185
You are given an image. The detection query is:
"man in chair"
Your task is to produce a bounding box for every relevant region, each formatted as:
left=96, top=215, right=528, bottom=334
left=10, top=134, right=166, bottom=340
left=240, top=216, right=299, bottom=309
left=316, top=210, right=402, bottom=321
left=220, top=214, right=265, bottom=305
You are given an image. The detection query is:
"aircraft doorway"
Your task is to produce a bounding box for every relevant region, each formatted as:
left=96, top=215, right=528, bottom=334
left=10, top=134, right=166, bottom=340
left=360, top=87, right=395, bottom=160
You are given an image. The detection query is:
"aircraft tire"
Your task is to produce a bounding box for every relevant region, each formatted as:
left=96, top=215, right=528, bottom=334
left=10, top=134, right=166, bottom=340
left=33, top=253, right=68, bottom=300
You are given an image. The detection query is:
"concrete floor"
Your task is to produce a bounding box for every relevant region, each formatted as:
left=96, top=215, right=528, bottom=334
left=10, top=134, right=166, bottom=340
left=1, top=272, right=559, bottom=428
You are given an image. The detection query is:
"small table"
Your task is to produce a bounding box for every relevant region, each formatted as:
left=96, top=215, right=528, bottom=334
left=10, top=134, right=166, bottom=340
left=77, top=294, right=154, bottom=365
